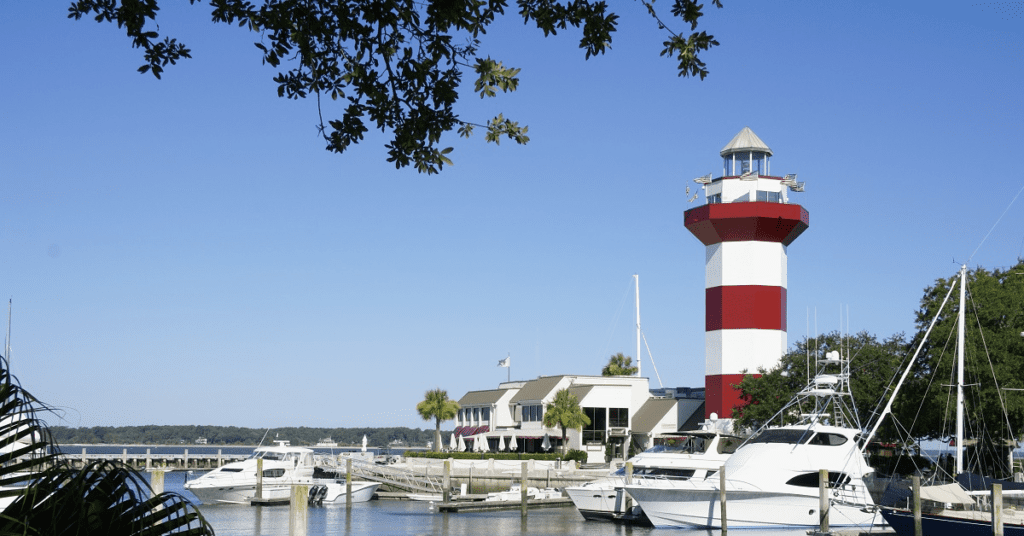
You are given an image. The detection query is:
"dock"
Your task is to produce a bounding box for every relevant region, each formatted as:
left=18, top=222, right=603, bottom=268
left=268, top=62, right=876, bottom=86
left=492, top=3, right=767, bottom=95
left=62, top=447, right=247, bottom=470
left=436, top=497, right=573, bottom=512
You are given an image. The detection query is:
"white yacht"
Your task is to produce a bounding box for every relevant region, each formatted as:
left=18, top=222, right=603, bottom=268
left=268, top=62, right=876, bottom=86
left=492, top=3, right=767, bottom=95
left=624, top=352, right=885, bottom=529
left=184, top=441, right=379, bottom=505
left=565, top=429, right=739, bottom=522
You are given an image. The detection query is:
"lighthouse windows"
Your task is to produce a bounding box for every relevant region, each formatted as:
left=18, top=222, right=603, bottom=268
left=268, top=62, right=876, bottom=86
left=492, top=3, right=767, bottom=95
left=723, top=152, right=770, bottom=176
left=756, top=191, right=781, bottom=203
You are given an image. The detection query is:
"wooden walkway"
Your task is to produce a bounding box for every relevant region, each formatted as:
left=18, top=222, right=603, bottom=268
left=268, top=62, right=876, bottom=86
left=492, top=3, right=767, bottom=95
left=436, top=497, right=573, bottom=512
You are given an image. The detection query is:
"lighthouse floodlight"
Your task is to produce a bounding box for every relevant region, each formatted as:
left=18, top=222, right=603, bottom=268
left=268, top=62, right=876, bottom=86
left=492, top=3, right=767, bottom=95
left=693, top=173, right=713, bottom=184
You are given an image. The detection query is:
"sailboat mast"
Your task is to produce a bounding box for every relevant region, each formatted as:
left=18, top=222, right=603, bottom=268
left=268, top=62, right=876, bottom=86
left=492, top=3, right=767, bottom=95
left=956, top=264, right=966, bottom=475
left=635, top=274, right=641, bottom=378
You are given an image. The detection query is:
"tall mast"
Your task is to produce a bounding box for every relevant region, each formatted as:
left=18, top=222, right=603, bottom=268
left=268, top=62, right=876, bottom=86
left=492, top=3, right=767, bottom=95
left=956, top=265, right=966, bottom=475
left=635, top=274, right=641, bottom=377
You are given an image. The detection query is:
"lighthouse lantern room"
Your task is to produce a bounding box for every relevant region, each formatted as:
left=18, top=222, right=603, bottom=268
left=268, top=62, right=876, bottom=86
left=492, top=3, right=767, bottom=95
left=685, top=127, right=809, bottom=420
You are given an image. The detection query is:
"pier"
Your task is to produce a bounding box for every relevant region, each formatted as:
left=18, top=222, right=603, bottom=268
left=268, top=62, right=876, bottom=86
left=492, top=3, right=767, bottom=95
left=63, top=447, right=248, bottom=470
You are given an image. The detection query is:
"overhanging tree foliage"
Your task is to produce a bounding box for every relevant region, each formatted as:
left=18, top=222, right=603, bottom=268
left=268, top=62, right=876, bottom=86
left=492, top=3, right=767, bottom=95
left=67, top=0, right=723, bottom=173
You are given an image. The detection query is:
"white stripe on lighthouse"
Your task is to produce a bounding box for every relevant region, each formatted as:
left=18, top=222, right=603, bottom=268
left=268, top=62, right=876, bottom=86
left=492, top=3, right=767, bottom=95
left=705, top=329, right=787, bottom=376
left=705, top=242, right=788, bottom=289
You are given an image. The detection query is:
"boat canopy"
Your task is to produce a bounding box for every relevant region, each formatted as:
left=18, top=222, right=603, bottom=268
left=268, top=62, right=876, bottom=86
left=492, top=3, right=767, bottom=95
left=919, top=483, right=974, bottom=505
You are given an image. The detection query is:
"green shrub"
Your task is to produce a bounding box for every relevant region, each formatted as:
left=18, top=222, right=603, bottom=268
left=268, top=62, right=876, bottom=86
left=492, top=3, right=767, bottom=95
left=563, top=449, right=588, bottom=464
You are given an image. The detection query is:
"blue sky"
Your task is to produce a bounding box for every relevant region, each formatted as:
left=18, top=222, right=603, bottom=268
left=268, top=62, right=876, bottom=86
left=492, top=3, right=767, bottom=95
left=2, top=1, right=1022, bottom=431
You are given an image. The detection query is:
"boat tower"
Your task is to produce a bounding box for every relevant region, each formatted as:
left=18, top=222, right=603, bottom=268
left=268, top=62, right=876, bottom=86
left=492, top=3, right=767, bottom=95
left=685, top=127, right=809, bottom=419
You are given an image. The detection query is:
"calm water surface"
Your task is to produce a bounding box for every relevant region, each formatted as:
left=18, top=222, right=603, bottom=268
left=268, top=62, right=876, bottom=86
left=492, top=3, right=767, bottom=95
left=159, top=471, right=810, bottom=536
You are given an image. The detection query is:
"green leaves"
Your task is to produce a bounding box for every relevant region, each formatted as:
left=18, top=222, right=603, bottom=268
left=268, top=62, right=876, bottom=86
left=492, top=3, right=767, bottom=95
left=543, top=388, right=590, bottom=454
left=473, top=57, right=521, bottom=98
left=0, top=359, right=214, bottom=535
left=416, top=388, right=460, bottom=452
left=69, top=0, right=722, bottom=172
left=601, top=352, right=638, bottom=376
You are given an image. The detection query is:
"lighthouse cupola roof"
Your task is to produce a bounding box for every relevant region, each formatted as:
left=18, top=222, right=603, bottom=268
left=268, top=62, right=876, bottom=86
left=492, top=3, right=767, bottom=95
left=720, top=127, right=772, bottom=157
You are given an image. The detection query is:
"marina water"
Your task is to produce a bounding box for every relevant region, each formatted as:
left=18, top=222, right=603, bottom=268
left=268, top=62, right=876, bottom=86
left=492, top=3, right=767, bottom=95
left=155, top=471, right=812, bottom=536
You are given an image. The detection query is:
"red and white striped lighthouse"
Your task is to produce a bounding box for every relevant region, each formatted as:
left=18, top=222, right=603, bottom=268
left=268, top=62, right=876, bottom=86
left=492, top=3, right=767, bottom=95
left=684, top=127, right=809, bottom=419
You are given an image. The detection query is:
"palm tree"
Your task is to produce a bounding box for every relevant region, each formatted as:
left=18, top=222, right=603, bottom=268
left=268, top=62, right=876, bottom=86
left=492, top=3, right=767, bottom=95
left=0, top=358, right=214, bottom=535
left=601, top=352, right=638, bottom=376
left=542, top=388, right=591, bottom=455
left=416, top=388, right=459, bottom=452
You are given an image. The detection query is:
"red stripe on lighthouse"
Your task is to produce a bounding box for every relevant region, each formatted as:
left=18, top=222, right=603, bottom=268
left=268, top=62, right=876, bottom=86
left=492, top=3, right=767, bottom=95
left=705, top=373, right=754, bottom=418
left=705, top=286, right=787, bottom=331
left=684, top=203, right=809, bottom=246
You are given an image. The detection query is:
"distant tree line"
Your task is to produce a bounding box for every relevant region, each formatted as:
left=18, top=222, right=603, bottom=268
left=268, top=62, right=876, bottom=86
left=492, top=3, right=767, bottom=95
left=48, top=425, right=451, bottom=448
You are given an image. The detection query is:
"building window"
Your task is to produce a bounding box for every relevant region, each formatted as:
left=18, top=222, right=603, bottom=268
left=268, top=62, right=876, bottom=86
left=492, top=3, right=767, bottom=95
left=482, top=407, right=490, bottom=421
left=582, top=407, right=607, bottom=443
left=473, top=407, right=479, bottom=422
left=609, top=408, right=628, bottom=428
left=708, top=194, right=722, bottom=204
left=520, top=404, right=543, bottom=422
left=756, top=190, right=781, bottom=203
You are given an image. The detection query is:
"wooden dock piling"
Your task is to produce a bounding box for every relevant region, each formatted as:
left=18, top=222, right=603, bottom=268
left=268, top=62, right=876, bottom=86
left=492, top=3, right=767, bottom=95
left=912, top=475, right=921, bottom=536
left=720, top=466, right=727, bottom=533
left=520, top=462, right=527, bottom=517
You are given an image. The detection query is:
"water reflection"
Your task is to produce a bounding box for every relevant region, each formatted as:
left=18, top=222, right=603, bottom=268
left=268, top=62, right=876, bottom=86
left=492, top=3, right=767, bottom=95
left=161, top=471, right=805, bottom=536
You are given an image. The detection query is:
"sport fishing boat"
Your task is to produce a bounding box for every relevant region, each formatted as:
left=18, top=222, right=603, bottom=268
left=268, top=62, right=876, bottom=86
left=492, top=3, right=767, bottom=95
left=624, top=351, right=884, bottom=529
left=565, top=428, right=740, bottom=523
left=184, top=441, right=379, bottom=505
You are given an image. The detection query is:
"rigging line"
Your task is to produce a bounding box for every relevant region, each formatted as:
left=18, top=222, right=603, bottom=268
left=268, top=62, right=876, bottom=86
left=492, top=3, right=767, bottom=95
left=862, top=274, right=958, bottom=449
left=969, top=181, right=1024, bottom=264
left=906, top=312, right=958, bottom=445
left=966, top=280, right=1017, bottom=440
left=639, top=329, right=663, bottom=388
left=599, top=277, right=634, bottom=359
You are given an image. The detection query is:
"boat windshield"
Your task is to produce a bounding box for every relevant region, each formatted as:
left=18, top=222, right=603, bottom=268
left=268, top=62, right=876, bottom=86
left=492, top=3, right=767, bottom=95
left=249, top=450, right=295, bottom=462
left=646, top=435, right=711, bottom=454
left=747, top=429, right=814, bottom=445
left=610, top=466, right=697, bottom=480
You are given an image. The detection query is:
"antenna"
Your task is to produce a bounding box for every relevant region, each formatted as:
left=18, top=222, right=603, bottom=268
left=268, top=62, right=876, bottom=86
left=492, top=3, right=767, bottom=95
left=688, top=193, right=699, bottom=203
left=782, top=174, right=805, bottom=192
left=635, top=274, right=641, bottom=378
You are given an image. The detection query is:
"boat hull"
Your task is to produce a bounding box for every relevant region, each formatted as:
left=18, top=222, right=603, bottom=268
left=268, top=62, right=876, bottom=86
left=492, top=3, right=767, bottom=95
left=880, top=507, right=1024, bottom=536
left=625, top=485, right=883, bottom=529
left=187, top=480, right=379, bottom=505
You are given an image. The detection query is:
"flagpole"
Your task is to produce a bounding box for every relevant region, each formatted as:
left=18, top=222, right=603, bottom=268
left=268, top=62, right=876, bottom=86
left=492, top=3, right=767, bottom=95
left=507, top=352, right=510, bottom=382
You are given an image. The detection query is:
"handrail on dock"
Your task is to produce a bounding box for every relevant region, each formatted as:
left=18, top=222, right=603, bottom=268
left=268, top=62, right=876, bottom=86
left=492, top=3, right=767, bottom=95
left=316, top=456, right=445, bottom=494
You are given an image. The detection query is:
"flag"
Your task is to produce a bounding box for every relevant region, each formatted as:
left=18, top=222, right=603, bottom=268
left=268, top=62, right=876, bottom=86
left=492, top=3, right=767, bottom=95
left=498, top=356, right=510, bottom=368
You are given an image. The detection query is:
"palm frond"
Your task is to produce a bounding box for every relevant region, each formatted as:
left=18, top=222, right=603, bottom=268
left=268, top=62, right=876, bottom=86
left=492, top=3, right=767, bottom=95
left=0, top=356, right=214, bottom=536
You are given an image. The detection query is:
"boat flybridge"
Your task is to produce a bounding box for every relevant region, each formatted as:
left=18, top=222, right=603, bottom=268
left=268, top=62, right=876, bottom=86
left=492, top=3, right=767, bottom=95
left=183, top=440, right=379, bottom=505
left=624, top=350, right=885, bottom=529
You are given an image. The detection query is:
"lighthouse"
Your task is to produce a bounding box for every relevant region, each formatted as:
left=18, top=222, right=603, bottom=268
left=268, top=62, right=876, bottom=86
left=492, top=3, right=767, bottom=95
left=685, top=127, right=808, bottom=419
